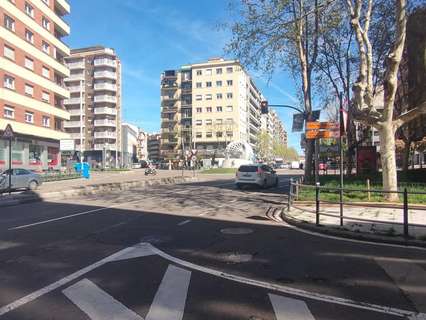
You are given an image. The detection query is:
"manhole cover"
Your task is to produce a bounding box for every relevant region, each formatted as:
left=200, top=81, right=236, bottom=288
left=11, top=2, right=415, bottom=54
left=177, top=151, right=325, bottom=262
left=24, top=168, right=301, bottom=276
left=220, top=228, right=254, bottom=235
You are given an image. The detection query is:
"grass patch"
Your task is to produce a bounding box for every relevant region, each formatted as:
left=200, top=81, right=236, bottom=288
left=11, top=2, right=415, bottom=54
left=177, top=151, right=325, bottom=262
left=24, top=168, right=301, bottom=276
left=297, top=174, right=426, bottom=204
left=42, top=173, right=81, bottom=182
left=200, top=168, right=237, bottom=174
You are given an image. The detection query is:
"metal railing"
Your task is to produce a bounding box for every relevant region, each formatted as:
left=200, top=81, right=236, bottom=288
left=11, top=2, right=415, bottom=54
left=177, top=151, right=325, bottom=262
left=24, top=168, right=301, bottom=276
left=287, top=178, right=426, bottom=238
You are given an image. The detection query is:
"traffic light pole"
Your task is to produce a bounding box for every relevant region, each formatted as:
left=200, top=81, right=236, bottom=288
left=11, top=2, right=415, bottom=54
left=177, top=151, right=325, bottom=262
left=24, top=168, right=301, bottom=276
left=266, top=104, right=306, bottom=115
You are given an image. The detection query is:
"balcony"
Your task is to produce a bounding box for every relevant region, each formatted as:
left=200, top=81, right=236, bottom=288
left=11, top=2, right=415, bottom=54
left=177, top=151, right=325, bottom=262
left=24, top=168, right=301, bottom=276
left=64, top=121, right=84, bottom=128
left=64, top=98, right=82, bottom=105
left=94, top=131, right=117, bottom=139
left=94, top=144, right=117, bottom=151
left=94, top=59, right=117, bottom=68
left=94, top=107, right=117, bottom=115
left=94, top=83, right=117, bottom=91
left=162, top=96, right=179, bottom=102
left=94, top=95, right=117, bottom=103
left=69, top=133, right=83, bottom=139
left=67, top=85, right=84, bottom=93
left=94, top=119, right=116, bottom=127
left=65, top=74, right=84, bottom=82
left=162, top=139, right=179, bottom=145
left=94, top=71, right=116, bottom=79
left=68, top=108, right=83, bottom=116
left=67, top=61, right=85, bottom=69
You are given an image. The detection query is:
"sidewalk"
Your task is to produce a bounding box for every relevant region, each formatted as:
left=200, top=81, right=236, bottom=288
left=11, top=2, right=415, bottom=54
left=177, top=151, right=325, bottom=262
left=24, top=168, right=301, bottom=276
left=285, top=203, right=426, bottom=240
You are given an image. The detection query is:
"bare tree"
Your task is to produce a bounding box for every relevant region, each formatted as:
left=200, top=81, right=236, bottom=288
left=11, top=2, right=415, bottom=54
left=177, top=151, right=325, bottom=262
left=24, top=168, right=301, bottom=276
left=346, top=0, right=426, bottom=201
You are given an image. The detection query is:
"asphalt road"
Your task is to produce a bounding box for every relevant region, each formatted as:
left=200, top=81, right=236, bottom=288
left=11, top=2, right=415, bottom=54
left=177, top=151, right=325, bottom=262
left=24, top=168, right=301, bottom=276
left=0, top=171, right=425, bottom=320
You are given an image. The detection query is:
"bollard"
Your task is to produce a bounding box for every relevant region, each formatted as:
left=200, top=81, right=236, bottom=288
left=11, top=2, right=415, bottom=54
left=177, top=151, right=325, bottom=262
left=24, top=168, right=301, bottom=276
left=403, top=188, right=409, bottom=238
left=315, top=182, right=320, bottom=226
left=287, top=178, right=293, bottom=211
left=366, top=179, right=371, bottom=201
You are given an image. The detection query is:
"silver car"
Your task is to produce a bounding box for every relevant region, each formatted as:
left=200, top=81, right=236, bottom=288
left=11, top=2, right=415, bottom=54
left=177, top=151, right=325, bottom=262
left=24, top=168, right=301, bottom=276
left=0, top=169, right=42, bottom=191
left=235, top=164, right=279, bottom=189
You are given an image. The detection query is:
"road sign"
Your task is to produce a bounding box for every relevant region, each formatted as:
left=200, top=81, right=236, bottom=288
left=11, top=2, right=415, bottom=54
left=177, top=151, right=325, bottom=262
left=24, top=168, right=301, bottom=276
left=2, top=124, right=14, bottom=139
left=306, top=130, right=340, bottom=139
left=306, top=122, right=339, bottom=130
left=60, top=139, right=75, bottom=151
left=319, top=144, right=339, bottom=153
left=292, top=113, right=305, bottom=132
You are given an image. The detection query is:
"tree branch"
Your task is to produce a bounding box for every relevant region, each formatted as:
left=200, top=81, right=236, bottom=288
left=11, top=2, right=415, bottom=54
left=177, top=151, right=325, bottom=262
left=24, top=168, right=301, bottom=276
left=394, top=100, right=426, bottom=128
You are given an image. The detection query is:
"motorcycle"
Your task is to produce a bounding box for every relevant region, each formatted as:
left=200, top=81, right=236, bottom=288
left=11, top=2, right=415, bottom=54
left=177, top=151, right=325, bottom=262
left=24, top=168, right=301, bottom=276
left=144, top=167, right=157, bottom=176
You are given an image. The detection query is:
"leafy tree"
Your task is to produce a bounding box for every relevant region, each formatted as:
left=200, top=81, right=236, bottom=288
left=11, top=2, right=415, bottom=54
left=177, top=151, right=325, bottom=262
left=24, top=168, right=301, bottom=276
left=256, top=130, right=273, bottom=161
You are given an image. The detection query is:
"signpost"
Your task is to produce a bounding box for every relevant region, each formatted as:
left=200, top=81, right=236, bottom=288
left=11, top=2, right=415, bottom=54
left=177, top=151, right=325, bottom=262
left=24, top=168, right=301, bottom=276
left=2, top=124, right=14, bottom=194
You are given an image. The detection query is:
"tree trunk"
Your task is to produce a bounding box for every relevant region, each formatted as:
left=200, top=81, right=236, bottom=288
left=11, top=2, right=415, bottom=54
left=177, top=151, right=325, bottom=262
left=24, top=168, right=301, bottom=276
left=379, top=125, right=399, bottom=201
left=304, top=140, right=315, bottom=183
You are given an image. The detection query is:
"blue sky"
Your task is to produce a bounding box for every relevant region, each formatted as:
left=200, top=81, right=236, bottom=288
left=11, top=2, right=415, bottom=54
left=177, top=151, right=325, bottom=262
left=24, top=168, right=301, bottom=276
left=67, top=0, right=302, bottom=152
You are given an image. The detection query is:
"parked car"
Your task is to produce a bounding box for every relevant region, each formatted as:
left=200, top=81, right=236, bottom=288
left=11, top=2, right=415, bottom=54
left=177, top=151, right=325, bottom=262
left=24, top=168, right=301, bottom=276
left=235, top=164, right=279, bottom=189
left=291, top=161, right=300, bottom=169
left=0, top=169, right=42, bottom=191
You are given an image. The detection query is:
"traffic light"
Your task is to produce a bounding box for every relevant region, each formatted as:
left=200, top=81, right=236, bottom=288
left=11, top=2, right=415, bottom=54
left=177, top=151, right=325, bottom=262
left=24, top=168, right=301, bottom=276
left=261, top=101, right=268, bottom=114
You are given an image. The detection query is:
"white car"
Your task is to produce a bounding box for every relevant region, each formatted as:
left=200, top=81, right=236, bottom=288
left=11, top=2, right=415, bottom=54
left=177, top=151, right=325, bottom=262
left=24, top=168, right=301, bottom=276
left=235, top=164, right=279, bottom=189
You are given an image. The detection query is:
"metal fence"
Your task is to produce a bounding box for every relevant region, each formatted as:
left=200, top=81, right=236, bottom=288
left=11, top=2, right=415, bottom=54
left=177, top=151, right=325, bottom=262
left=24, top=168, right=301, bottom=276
left=287, top=178, right=426, bottom=238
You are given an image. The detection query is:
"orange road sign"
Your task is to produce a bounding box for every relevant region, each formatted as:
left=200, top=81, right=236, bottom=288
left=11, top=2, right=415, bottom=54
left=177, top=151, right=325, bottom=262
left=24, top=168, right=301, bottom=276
left=306, top=129, right=340, bottom=139
left=306, top=121, right=339, bottom=130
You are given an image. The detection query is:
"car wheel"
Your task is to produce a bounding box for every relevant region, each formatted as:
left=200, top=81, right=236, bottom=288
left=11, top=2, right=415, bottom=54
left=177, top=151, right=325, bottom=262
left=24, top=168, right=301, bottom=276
left=28, top=180, right=38, bottom=191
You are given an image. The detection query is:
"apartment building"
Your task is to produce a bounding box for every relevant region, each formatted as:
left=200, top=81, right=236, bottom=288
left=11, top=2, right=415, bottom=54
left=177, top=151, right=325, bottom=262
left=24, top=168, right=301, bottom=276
left=147, top=133, right=161, bottom=162
left=0, top=0, right=71, bottom=171
left=261, top=108, right=288, bottom=147
left=64, top=46, right=122, bottom=167
left=136, top=129, right=148, bottom=162
left=121, top=123, right=138, bottom=167
left=160, top=58, right=264, bottom=160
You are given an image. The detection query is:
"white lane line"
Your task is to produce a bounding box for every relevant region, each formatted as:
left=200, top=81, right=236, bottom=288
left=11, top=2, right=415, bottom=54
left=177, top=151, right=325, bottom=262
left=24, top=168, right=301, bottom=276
left=8, top=199, right=143, bottom=231
left=145, top=243, right=425, bottom=319
left=145, top=265, right=191, bottom=320
left=177, top=219, right=191, bottom=226
left=376, top=258, right=426, bottom=313
left=63, top=279, right=143, bottom=320
left=269, top=293, right=315, bottom=320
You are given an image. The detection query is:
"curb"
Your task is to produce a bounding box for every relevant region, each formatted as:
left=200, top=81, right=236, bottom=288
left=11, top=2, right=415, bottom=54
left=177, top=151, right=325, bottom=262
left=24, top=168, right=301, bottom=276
left=293, top=200, right=426, bottom=210
left=281, top=209, right=426, bottom=248
left=0, top=176, right=197, bottom=208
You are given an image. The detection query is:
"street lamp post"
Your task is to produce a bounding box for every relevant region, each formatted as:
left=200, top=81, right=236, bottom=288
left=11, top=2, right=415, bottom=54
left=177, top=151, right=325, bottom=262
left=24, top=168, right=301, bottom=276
left=79, top=79, right=84, bottom=168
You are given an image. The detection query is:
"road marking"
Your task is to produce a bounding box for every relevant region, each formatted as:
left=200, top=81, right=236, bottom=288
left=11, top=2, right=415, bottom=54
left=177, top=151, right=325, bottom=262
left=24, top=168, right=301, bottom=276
left=177, top=219, right=191, bottom=226
left=269, top=293, right=315, bottom=320
left=63, top=279, right=143, bottom=320
left=146, top=265, right=191, bottom=320
left=376, top=258, right=426, bottom=313
left=8, top=199, right=143, bottom=231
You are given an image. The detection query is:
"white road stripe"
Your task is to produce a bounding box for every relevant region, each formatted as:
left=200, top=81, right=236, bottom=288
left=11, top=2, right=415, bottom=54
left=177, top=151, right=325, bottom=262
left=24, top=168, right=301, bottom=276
left=8, top=199, right=143, bottom=231
left=269, top=293, right=315, bottom=320
left=376, top=258, right=426, bottom=313
left=177, top=219, right=191, bottom=226
left=145, top=265, right=191, bottom=320
left=63, top=279, right=143, bottom=320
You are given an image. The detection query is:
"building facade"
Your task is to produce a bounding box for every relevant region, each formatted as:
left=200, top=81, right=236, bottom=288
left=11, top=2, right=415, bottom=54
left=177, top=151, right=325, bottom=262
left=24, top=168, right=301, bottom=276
left=64, top=46, right=122, bottom=167
left=147, top=133, right=161, bottom=162
left=121, top=123, right=138, bottom=168
left=136, top=129, right=148, bottom=162
left=0, top=0, right=71, bottom=171
left=160, top=58, right=267, bottom=161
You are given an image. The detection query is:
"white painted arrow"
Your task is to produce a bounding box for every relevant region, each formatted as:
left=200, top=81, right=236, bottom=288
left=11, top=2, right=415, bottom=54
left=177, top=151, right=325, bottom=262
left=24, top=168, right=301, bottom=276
left=269, top=293, right=315, bottom=320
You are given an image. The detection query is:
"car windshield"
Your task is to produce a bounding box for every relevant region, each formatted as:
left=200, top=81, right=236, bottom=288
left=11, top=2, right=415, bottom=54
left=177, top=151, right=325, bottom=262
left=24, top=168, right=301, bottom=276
left=238, top=165, right=258, bottom=172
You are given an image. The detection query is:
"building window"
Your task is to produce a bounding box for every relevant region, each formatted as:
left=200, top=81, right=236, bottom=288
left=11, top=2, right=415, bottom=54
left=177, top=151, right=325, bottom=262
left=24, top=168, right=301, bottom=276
left=216, top=106, right=223, bottom=112
left=42, top=91, right=50, bottom=102
left=196, top=132, right=202, bottom=138
left=42, top=0, right=49, bottom=5
left=4, top=75, right=15, bottom=90
left=25, top=2, right=34, bottom=18
left=25, top=112, right=34, bottom=123
left=3, top=45, right=15, bottom=60
left=25, top=84, right=34, bottom=96
left=4, top=15, right=15, bottom=32
left=25, top=57, right=34, bottom=70
left=205, top=69, right=212, bottom=76
left=226, top=67, right=233, bottom=73
left=216, top=119, right=223, bottom=125
left=206, top=132, right=213, bottom=138
left=196, top=70, right=202, bottom=76
left=216, top=132, right=223, bottom=138
left=226, top=106, right=233, bottom=112
left=226, top=118, right=233, bottom=124
left=195, top=120, right=202, bottom=126
left=226, top=131, right=233, bottom=137
left=42, top=116, right=50, bottom=127
left=42, top=41, right=50, bottom=54
left=205, top=119, right=212, bottom=125
left=216, top=80, right=222, bottom=87
left=227, top=93, right=233, bottom=99
left=206, top=107, right=212, bottom=112
left=216, top=68, right=222, bottom=74
left=196, top=107, right=202, bottom=113
left=25, top=29, right=34, bottom=44
left=196, top=82, right=202, bottom=88
left=216, top=93, right=223, bottom=100
left=3, top=106, right=14, bottom=119
left=206, top=81, right=212, bottom=87
left=29, top=145, right=42, bottom=164
left=206, top=94, right=212, bottom=100
left=195, top=95, right=202, bottom=101
left=42, top=66, right=50, bottom=78
left=42, top=17, right=50, bottom=30
left=227, top=80, right=233, bottom=86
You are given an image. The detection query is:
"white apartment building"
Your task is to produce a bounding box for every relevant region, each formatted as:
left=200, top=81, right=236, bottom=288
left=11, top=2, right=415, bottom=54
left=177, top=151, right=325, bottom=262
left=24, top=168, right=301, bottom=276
left=64, top=46, right=122, bottom=167
left=121, top=123, right=138, bottom=167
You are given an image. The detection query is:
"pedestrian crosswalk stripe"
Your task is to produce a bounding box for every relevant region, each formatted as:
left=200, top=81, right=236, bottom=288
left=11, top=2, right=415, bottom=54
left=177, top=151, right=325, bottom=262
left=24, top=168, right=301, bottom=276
left=269, top=294, right=315, bottom=320
left=146, top=265, right=191, bottom=320
left=63, top=279, right=143, bottom=320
